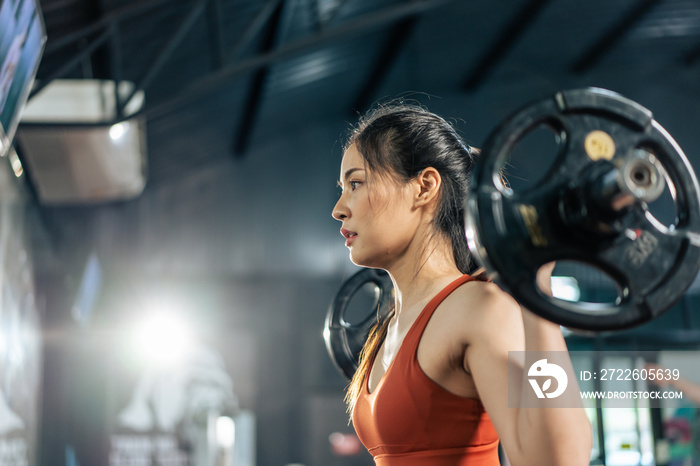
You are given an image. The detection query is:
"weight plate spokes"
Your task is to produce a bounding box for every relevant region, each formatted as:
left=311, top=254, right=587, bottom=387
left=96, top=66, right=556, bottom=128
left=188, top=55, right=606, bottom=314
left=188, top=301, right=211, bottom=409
left=466, top=88, right=700, bottom=331
left=324, top=268, right=394, bottom=380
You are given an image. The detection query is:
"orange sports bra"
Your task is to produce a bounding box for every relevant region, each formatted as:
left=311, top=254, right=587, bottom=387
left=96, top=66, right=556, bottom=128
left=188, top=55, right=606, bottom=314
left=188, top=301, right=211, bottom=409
left=352, top=274, right=500, bottom=465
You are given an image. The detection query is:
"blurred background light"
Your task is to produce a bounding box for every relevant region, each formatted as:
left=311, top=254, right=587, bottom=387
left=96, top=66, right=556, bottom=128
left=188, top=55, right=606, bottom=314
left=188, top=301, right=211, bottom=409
left=328, top=432, right=362, bottom=456
left=109, top=122, right=129, bottom=141
left=216, top=416, right=235, bottom=449
left=551, top=276, right=581, bottom=302
left=8, top=147, right=23, bottom=177
left=131, top=308, right=194, bottom=367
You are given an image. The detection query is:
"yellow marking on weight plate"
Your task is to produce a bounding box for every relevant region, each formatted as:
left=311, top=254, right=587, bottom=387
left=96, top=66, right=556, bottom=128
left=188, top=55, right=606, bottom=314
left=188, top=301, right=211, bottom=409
left=585, top=130, right=616, bottom=161
left=519, top=204, right=548, bottom=247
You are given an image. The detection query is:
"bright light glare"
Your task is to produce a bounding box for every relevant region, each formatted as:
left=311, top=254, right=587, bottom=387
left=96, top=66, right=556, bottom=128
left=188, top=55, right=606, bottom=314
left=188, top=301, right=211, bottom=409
left=109, top=122, right=129, bottom=140
left=8, top=148, right=23, bottom=177
left=216, top=416, right=235, bottom=448
left=134, top=312, right=193, bottom=366
left=551, top=276, right=581, bottom=302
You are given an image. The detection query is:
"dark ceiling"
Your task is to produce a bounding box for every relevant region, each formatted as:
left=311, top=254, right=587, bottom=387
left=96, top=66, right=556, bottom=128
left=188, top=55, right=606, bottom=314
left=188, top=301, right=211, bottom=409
left=22, top=0, right=700, bottom=280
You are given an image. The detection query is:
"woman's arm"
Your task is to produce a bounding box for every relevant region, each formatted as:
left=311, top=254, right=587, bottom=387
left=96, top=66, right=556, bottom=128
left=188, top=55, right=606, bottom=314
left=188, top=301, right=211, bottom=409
left=461, top=276, right=592, bottom=466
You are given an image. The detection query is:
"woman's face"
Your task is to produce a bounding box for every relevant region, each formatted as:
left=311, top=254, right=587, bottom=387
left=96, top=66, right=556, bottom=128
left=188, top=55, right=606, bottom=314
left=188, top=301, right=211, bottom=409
left=332, top=144, right=421, bottom=269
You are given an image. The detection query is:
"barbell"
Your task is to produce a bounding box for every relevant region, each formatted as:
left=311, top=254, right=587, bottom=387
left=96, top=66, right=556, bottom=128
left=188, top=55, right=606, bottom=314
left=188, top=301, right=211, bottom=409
left=324, top=88, right=700, bottom=379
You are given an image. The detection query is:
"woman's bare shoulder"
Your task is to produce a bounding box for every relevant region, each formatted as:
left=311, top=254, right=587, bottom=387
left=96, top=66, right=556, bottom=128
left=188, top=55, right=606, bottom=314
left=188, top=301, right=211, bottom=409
left=448, top=279, right=520, bottom=314
left=439, top=279, right=523, bottom=343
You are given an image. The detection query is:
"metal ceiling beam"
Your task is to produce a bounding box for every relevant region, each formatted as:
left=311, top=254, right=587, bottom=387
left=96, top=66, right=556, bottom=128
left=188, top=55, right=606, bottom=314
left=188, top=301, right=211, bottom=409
left=90, top=0, right=115, bottom=82
left=30, top=29, right=112, bottom=100
left=144, top=0, right=456, bottom=120
left=227, top=0, right=285, bottom=62
left=206, top=0, right=226, bottom=70
left=570, top=0, right=663, bottom=74
left=38, top=0, right=214, bottom=117
left=462, top=0, right=550, bottom=91
left=108, top=24, right=125, bottom=119
left=316, top=0, right=352, bottom=31
left=44, top=0, right=175, bottom=54
left=118, top=0, right=209, bottom=115
left=233, top=1, right=286, bottom=157
left=352, top=15, right=419, bottom=113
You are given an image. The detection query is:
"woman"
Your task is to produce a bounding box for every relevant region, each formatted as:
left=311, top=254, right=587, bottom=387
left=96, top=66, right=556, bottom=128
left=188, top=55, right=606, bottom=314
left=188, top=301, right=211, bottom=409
left=331, top=104, right=592, bottom=465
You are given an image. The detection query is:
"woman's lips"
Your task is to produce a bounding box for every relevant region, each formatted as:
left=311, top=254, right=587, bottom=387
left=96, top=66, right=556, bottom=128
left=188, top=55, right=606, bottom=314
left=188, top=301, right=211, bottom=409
left=340, top=228, right=357, bottom=247
left=345, top=234, right=357, bottom=247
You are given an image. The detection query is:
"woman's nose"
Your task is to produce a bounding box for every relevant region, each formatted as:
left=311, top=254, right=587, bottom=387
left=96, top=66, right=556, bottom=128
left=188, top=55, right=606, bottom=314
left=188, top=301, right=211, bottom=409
left=332, top=198, right=348, bottom=221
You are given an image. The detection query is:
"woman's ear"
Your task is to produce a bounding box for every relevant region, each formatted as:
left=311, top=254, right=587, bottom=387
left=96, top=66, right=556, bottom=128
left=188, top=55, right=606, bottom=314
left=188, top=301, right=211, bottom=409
left=414, top=167, right=441, bottom=207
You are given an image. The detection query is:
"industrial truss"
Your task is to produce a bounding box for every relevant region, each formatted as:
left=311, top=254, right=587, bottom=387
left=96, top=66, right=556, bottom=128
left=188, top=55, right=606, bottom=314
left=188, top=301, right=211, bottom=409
left=31, top=0, right=700, bottom=156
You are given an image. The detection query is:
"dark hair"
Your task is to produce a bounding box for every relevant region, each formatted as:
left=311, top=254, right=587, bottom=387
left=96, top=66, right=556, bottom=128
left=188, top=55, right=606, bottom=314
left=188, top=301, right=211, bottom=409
left=346, top=103, right=480, bottom=275
left=343, top=103, right=484, bottom=412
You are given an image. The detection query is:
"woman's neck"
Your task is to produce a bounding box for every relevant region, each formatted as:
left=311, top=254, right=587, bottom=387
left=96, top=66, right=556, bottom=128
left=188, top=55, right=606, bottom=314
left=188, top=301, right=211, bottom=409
left=387, top=233, right=462, bottom=316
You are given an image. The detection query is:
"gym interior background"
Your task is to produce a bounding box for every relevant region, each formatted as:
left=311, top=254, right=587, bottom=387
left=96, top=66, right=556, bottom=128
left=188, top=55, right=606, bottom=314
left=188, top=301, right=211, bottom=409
left=2, top=0, right=700, bottom=465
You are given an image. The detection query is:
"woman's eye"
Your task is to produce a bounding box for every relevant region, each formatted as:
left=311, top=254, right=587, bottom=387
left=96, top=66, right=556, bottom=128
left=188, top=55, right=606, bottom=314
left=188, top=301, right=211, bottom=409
left=350, top=181, right=361, bottom=190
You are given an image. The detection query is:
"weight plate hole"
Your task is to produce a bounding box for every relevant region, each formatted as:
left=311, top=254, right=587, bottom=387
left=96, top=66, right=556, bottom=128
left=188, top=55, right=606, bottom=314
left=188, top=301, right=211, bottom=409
left=341, top=281, right=384, bottom=326
left=636, top=148, right=679, bottom=230
left=552, top=261, right=622, bottom=310
left=632, top=167, right=650, bottom=185
left=502, top=124, right=564, bottom=195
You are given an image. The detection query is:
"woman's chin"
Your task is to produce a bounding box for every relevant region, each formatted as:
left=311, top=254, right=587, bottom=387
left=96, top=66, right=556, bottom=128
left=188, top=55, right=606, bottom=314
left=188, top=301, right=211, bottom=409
left=349, top=255, right=365, bottom=267
left=349, top=252, right=382, bottom=270
left=349, top=250, right=367, bottom=267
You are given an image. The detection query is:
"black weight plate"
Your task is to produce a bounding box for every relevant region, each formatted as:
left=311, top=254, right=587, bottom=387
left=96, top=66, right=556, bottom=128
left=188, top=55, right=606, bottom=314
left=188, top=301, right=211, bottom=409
left=324, top=268, right=393, bottom=380
left=466, top=88, right=700, bottom=331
